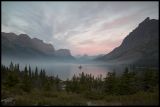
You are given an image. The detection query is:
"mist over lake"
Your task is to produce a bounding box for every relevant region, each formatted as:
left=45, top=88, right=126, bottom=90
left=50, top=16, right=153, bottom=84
left=2, top=58, right=125, bottom=81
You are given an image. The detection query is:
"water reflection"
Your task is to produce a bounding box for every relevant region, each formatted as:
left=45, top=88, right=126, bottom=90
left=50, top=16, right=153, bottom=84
left=42, top=63, right=114, bottom=80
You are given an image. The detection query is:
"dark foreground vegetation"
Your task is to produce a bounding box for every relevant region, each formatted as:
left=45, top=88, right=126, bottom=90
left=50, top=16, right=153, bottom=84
left=1, top=62, right=159, bottom=106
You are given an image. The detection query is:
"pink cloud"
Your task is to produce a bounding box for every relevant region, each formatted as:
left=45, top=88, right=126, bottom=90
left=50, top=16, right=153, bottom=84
left=99, top=8, right=148, bottom=32
left=72, top=38, right=122, bottom=56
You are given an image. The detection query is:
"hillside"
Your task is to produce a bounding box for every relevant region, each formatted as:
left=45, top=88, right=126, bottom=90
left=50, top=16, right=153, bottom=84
left=97, top=17, right=159, bottom=67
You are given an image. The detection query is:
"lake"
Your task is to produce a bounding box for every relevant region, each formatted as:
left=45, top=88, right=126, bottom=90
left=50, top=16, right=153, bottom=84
left=2, top=60, right=125, bottom=81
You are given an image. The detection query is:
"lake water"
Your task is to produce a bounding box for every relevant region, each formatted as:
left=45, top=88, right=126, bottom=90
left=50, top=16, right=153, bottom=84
left=40, top=63, right=114, bottom=80
left=2, top=60, right=124, bottom=81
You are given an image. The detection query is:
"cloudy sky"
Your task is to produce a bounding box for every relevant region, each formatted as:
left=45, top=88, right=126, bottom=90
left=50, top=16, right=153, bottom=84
left=2, top=2, right=159, bottom=56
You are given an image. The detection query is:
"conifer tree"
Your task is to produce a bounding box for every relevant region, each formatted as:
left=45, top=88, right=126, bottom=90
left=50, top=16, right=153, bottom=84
left=104, top=72, right=117, bottom=94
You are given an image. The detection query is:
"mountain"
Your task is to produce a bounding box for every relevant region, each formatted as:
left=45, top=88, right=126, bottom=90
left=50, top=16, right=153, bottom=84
left=54, top=49, right=75, bottom=60
left=55, top=49, right=72, bottom=57
left=76, top=54, right=105, bottom=61
left=97, top=17, right=159, bottom=67
left=2, top=32, right=75, bottom=60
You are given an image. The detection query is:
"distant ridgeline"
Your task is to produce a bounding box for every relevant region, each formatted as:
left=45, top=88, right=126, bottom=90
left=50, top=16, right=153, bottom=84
left=96, top=17, right=159, bottom=67
left=2, top=32, right=75, bottom=61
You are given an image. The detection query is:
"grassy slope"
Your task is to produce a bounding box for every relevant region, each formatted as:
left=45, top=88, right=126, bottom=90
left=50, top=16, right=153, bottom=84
left=2, top=86, right=159, bottom=106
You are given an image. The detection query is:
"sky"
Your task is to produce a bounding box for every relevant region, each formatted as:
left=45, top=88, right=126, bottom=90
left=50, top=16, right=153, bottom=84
left=2, top=2, right=159, bottom=56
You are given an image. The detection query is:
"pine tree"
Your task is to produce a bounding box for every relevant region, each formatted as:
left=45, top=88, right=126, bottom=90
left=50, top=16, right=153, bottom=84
left=71, top=74, right=78, bottom=92
left=80, top=72, right=85, bottom=84
left=42, top=69, right=46, bottom=79
left=40, top=69, right=43, bottom=79
left=9, top=61, right=14, bottom=71
left=55, top=75, right=60, bottom=91
left=142, top=69, right=158, bottom=91
left=35, top=67, right=38, bottom=78
left=104, top=72, right=117, bottom=94
left=24, top=65, right=28, bottom=76
left=20, top=65, right=31, bottom=92
left=118, top=67, right=137, bottom=95
left=65, top=78, right=70, bottom=92
left=28, top=65, right=32, bottom=78
left=119, top=67, right=128, bottom=95
left=5, top=71, right=19, bottom=87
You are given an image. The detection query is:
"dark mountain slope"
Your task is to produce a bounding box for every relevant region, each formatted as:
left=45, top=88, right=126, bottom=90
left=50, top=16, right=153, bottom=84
left=97, top=17, right=159, bottom=67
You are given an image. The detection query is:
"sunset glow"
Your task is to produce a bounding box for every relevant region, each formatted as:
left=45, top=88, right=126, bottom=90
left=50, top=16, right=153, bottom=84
left=2, top=2, right=158, bottom=56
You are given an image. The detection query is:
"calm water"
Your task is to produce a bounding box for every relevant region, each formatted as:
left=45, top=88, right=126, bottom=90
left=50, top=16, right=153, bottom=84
left=41, top=63, right=113, bottom=80
left=2, top=60, right=124, bottom=81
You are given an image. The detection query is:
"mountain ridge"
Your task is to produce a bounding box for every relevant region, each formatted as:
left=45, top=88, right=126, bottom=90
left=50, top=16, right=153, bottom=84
left=2, top=32, right=75, bottom=60
left=96, top=17, right=159, bottom=67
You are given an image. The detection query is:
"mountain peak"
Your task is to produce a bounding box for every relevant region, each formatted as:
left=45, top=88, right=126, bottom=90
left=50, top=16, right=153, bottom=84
left=144, top=17, right=150, bottom=22
left=33, top=38, right=43, bottom=43
left=55, top=49, right=72, bottom=57
left=139, top=17, right=150, bottom=25
left=97, top=18, right=158, bottom=67
left=137, top=17, right=158, bottom=31
left=19, top=34, right=30, bottom=39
